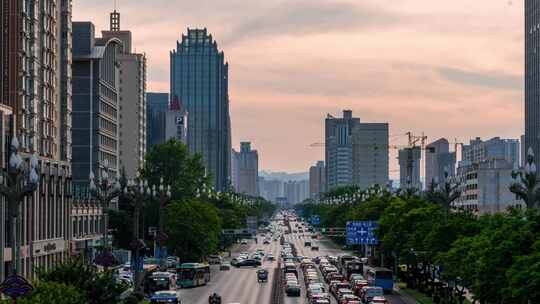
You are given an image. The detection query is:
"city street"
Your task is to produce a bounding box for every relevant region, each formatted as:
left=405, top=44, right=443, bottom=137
left=282, top=232, right=408, bottom=304
left=176, top=227, right=409, bottom=304
left=177, top=240, right=280, bottom=303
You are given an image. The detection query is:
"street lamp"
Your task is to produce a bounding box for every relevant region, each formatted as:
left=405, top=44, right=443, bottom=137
left=510, top=147, right=540, bottom=209
left=121, top=176, right=152, bottom=295
left=0, top=137, right=39, bottom=276
left=89, top=159, right=121, bottom=266
left=153, top=177, right=171, bottom=269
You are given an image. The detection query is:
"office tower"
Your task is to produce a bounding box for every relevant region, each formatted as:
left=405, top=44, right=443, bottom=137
left=461, top=137, right=520, bottom=168
left=0, top=0, right=73, bottom=279
left=325, top=110, right=389, bottom=190
left=72, top=22, right=122, bottom=186
left=352, top=122, right=389, bottom=189
left=102, top=10, right=147, bottom=178
left=170, top=28, right=231, bottom=191
left=309, top=161, right=326, bottom=200
left=525, top=1, right=540, bottom=173
left=325, top=110, right=357, bottom=188
left=231, top=142, right=259, bottom=196
left=425, top=138, right=456, bottom=188
left=164, top=96, right=188, bottom=144
left=146, top=93, right=169, bottom=149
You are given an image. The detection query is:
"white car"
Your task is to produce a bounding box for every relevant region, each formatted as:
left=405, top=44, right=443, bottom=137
left=241, top=239, right=248, bottom=245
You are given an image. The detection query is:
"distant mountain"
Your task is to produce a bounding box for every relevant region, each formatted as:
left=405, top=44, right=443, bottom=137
left=259, top=171, right=308, bottom=182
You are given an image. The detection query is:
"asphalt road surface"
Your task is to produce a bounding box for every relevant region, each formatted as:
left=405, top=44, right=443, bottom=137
left=176, top=225, right=409, bottom=304
left=177, top=239, right=279, bottom=304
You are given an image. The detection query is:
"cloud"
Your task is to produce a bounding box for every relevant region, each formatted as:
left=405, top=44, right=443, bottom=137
left=437, top=67, right=522, bottom=91
left=221, top=0, right=403, bottom=46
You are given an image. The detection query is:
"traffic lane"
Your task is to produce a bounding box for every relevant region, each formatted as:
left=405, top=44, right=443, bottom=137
left=178, top=239, right=278, bottom=304
left=290, top=233, right=409, bottom=304
left=286, top=233, right=339, bottom=304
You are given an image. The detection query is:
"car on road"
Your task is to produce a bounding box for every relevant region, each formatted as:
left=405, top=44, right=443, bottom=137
left=240, top=239, right=248, bottom=245
left=360, top=286, right=384, bottom=303
left=311, top=245, right=319, bottom=251
left=266, top=254, right=275, bottom=261
left=234, top=259, right=261, bottom=267
left=263, top=238, right=270, bottom=244
left=286, top=283, right=301, bottom=297
left=219, top=263, right=231, bottom=271
left=369, top=296, right=389, bottom=304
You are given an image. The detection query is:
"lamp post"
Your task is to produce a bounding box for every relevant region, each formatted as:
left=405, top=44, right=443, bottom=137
left=89, top=159, right=121, bottom=267
left=510, top=147, right=540, bottom=209
left=152, top=177, right=171, bottom=270
left=0, top=137, right=39, bottom=276
left=121, top=176, right=151, bottom=295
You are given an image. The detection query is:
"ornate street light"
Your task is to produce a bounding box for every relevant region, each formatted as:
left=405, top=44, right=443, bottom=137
left=89, top=159, right=121, bottom=267
left=0, top=137, right=39, bottom=276
left=152, top=178, right=171, bottom=270
left=121, top=176, right=152, bottom=295
left=510, top=147, right=540, bottom=209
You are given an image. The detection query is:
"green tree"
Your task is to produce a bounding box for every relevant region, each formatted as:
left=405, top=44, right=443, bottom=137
left=36, top=258, right=127, bottom=304
left=142, top=139, right=210, bottom=201
left=10, top=281, right=85, bottom=304
left=166, top=199, right=222, bottom=262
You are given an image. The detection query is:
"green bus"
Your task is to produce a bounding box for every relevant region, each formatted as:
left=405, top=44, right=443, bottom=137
left=177, top=263, right=210, bottom=288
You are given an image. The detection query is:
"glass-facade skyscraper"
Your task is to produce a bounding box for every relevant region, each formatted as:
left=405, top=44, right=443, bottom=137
left=170, top=28, right=231, bottom=190
left=526, top=1, right=540, bottom=171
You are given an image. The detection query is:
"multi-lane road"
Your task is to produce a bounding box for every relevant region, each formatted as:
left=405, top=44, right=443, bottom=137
left=176, top=225, right=409, bottom=304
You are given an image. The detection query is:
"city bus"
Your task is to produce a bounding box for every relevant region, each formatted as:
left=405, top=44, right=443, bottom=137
left=147, top=271, right=177, bottom=294
left=366, top=267, right=394, bottom=293
left=177, top=263, right=211, bottom=288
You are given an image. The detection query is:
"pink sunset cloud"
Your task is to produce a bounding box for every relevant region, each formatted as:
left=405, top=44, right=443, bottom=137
left=73, top=0, right=523, bottom=177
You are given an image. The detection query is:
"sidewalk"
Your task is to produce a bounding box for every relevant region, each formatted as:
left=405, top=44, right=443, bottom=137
left=393, top=284, right=426, bottom=304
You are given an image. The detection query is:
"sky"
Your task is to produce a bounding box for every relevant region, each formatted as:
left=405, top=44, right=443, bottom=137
left=73, top=0, right=524, bottom=177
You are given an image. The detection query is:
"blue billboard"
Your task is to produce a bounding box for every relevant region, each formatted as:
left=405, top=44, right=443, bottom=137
left=346, top=221, right=378, bottom=245
left=311, top=215, right=321, bottom=225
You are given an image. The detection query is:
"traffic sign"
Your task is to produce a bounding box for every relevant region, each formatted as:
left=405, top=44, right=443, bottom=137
left=346, top=221, right=378, bottom=245
left=311, top=215, right=321, bottom=225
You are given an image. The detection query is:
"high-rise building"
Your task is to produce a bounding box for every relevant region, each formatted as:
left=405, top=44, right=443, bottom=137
left=525, top=1, right=540, bottom=173
left=102, top=10, right=147, bottom=178
left=231, top=142, right=259, bottom=196
left=325, top=110, right=389, bottom=190
left=398, top=147, right=422, bottom=189
left=461, top=137, right=520, bottom=168
left=325, top=111, right=356, bottom=188
left=0, top=0, right=73, bottom=279
left=170, top=28, right=231, bottom=191
left=425, top=138, right=456, bottom=188
left=72, top=22, right=122, bottom=186
left=146, top=93, right=169, bottom=149
left=284, top=180, right=309, bottom=204
left=352, top=122, right=389, bottom=189
left=71, top=21, right=123, bottom=260
left=309, top=161, right=325, bottom=200
left=258, top=177, right=283, bottom=203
